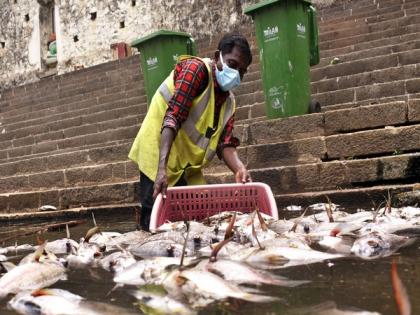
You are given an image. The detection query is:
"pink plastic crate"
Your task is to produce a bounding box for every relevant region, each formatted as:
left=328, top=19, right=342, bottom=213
left=149, top=182, right=278, bottom=231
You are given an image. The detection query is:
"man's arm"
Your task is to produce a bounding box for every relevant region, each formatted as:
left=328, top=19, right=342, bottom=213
left=153, top=59, right=208, bottom=199
left=221, top=146, right=251, bottom=183
left=153, top=127, right=175, bottom=199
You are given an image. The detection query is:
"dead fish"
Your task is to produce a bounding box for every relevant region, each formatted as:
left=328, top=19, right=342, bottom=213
left=113, top=257, right=194, bottom=286
left=88, top=231, right=122, bottom=248
left=351, top=231, right=416, bottom=260
left=317, top=235, right=356, bottom=255
left=98, top=251, right=136, bottom=274
left=66, top=242, right=104, bottom=268
left=230, top=246, right=343, bottom=269
left=200, top=259, right=309, bottom=287
left=106, top=230, right=151, bottom=248
left=38, top=205, right=57, bottom=211
left=0, top=261, right=16, bottom=274
left=165, top=269, right=278, bottom=308
left=128, top=239, right=191, bottom=258
left=285, top=205, right=303, bottom=211
left=0, top=261, right=67, bottom=298
left=3, top=244, right=36, bottom=254
left=43, top=238, right=79, bottom=255
left=8, top=288, right=137, bottom=315
left=288, top=301, right=381, bottom=315
left=131, top=289, right=197, bottom=315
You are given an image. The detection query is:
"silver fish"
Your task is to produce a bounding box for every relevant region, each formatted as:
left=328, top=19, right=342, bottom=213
left=128, top=239, right=190, bottom=258
left=164, top=269, right=278, bottom=308
left=8, top=288, right=137, bottom=315
left=98, top=251, right=136, bottom=273
left=113, top=257, right=194, bottom=286
left=200, top=259, right=309, bottom=287
left=0, top=261, right=67, bottom=298
left=351, top=231, right=415, bottom=260
left=131, top=289, right=197, bottom=315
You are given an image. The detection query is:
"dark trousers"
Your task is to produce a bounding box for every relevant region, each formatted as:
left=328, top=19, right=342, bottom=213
left=139, top=171, right=187, bottom=231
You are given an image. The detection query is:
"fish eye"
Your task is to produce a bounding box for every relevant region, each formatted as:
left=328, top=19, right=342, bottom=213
left=304, top=224, right=310, bottom=234
left=367, top=240, right=379, bottom=248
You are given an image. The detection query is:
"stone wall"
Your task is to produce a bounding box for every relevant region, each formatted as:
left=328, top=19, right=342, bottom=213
left=0, top=0, right=340, bottom=91
left=0, top=0, right=42, bottom=89
left=0, top=0, right=263, bottom=90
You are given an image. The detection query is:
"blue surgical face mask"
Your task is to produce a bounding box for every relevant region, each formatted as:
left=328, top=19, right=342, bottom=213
left=215, top=53, right=241, bottom=91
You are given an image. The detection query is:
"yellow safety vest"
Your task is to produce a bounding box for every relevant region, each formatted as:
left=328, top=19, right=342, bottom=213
left=128, top=56, right=236, bottom=186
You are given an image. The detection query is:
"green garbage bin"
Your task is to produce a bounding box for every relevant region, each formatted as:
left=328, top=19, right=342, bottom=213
left=244, top=0, right=320, bottom=119
left=131, top=30, right=197, bottom=106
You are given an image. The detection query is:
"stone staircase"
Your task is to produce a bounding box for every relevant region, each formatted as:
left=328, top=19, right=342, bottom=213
left=0, top=0, right=419, bottom=217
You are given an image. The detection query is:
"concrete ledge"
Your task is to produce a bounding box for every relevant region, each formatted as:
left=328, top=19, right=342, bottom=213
left=408, top=98, right=420, bottom=121
left=0, top=181, right=138, bottom=213
left=324, top=101, right=407, bottom=133
left=0, top=203, right=139, bottom=224
left=206, top=152, right=420, bottom=195
left=247, top=113, right=325, bottom=144
left=325, top=125, right=420, bottom=159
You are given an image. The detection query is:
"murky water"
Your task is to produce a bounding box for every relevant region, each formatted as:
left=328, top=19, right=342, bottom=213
left=1, top=209, right=419, bottom=315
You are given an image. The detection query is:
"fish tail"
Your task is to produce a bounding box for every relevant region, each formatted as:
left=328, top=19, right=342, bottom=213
left=268, top=278, right=310, bottom=287
left=240, top=292, right=279, bottom=303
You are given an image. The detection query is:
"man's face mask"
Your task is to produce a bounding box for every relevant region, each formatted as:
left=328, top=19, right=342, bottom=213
left=215, top=53, right=241, bottom=91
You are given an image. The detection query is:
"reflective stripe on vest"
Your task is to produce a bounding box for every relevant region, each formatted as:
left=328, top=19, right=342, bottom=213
left=158, top=79, right=234, bottom=152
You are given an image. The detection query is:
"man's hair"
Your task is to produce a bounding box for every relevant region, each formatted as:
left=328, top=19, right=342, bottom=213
left=217, top=33, right=252, bottom=65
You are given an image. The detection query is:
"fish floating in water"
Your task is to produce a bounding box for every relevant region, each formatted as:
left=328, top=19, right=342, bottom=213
left=2, top=203, right=420, bottom=314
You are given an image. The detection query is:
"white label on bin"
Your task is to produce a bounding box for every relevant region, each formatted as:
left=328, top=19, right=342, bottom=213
left=271, top=97, right=284, bottom=110
left=263, top=25, right=279, bottom=42
left=269, top=86, right=286, bottom=113
left=269, top=86, right=281, bottom=97
left=147, top=56, right=158, bottom=70
left=297, top=23, right=306, bottom=38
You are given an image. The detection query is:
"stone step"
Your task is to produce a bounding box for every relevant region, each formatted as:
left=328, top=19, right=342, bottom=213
left=0, top=203, right=139, bottom=223
left=314, top=77, right=420, bottom=107
left=235, top=103, right=266, bottom=121
left=319, top=0, right=420, bottom=26
left=312, top=63, right=420, bottom=95
left=0, top=181, right=139, bottom=213
left=245, top=113, right=325, bottom=144
left=0, top=98, right=146, bottom=144
left=0, top=125, right=139, bottom=163
left=0, top=111, right=144, bottom=154
left=316, top=37, right=420, bottom=68
left=320, top=9, right=420, bottom=43
left=0, top=142, right=133, bottom=178
left=0, top=67, right=143, bottom=119
left=325, top=124, right=420, bottom=160
left=0, top=56, right=141, bottom=105
left=321, top=19, right=420, bottom=52
left=205, top=152, right=420, bottom=195
left=0, top=79, right=144, bottom=125
left=323, top=100, right=418, bottom=133
left=206, top=136, right=327, bottom=174
left=0, top=160, right=138, bottom=194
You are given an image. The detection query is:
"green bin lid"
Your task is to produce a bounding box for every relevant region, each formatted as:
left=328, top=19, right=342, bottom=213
left=131, top=29, right=193, bottom=48
left=244, top=0, right=312, bottom=15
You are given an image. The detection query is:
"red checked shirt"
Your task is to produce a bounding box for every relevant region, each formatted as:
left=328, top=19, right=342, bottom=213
left=162, top=58, right=239, bottom=159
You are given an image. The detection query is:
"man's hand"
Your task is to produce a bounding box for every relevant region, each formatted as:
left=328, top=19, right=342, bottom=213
left=235, top=167, right=252, bottom=184
left=153, top=168, right=168, bottom=199
left=222, top=147, right=251, bottom=184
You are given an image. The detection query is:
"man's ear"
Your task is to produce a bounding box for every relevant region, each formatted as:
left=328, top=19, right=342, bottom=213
left=214, top=50, right=220, bottom=61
